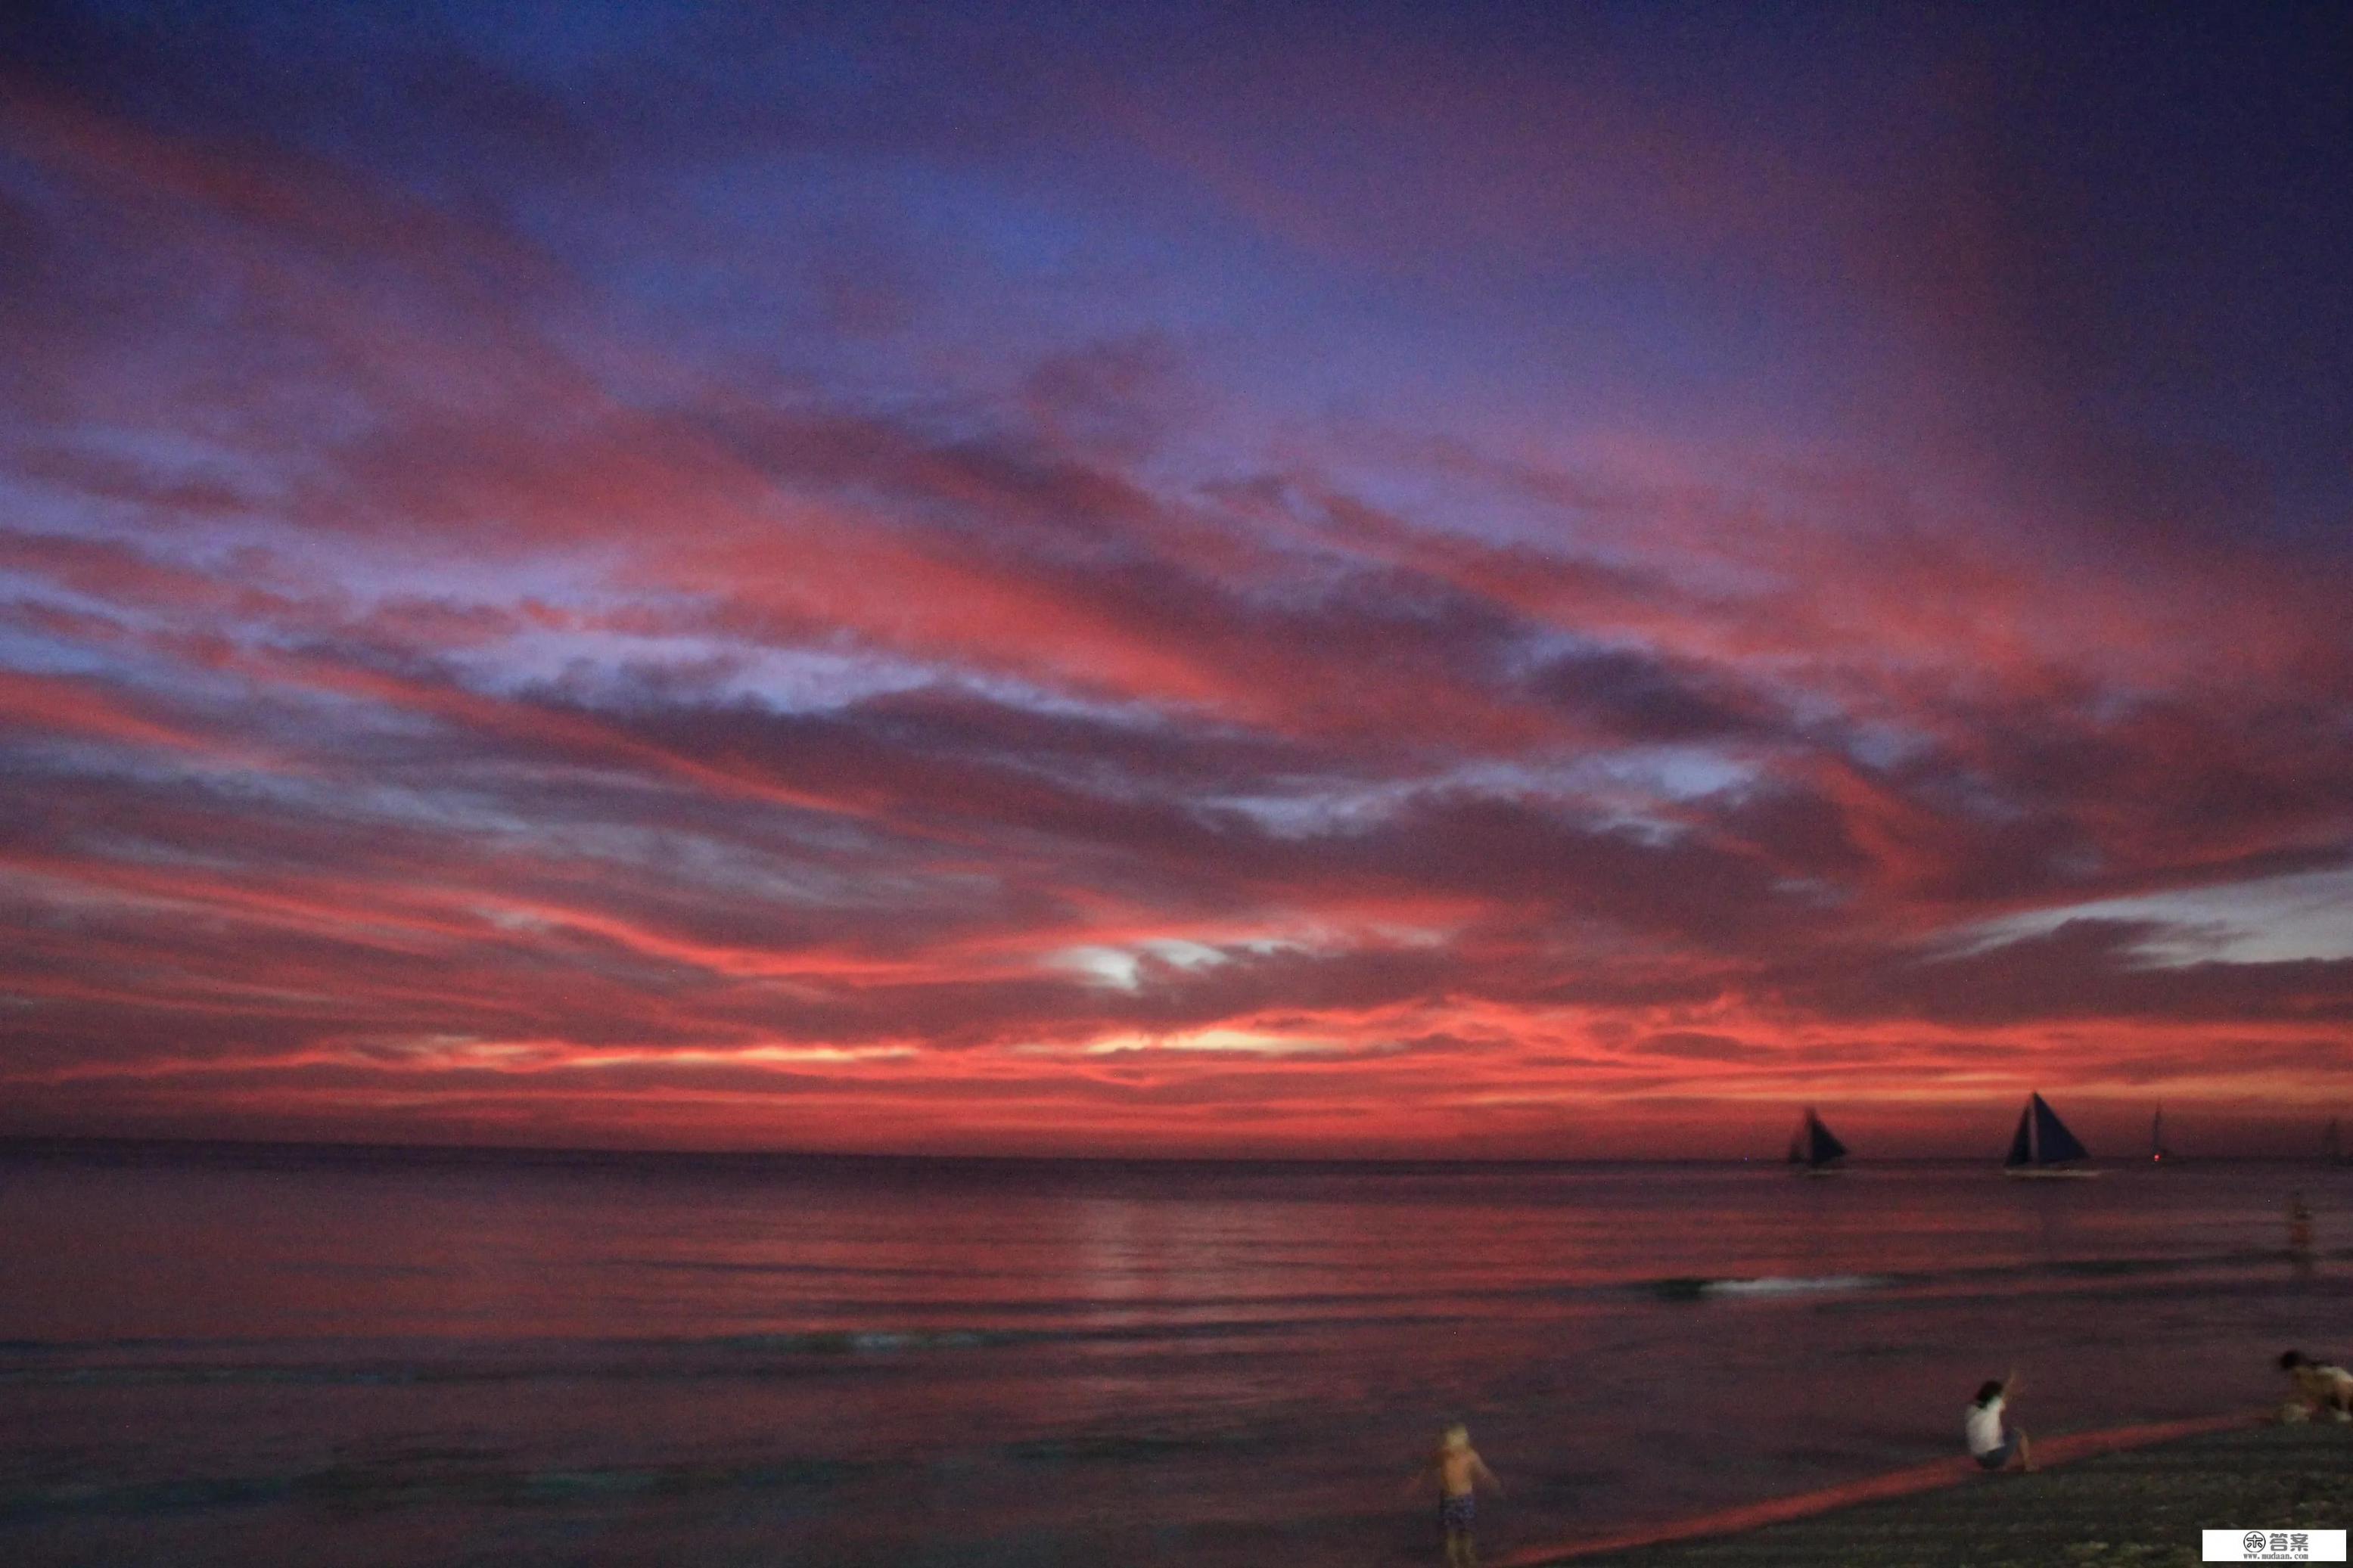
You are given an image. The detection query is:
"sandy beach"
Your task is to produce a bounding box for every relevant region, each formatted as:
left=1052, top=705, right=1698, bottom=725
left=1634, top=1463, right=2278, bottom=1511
left=1514, top=1421, right=2352, bottom=1568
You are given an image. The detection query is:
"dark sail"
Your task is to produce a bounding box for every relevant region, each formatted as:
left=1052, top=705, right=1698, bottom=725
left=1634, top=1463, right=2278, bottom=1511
left=1805, top=1110, right=1848, bottom=1167
left=2003, top=1106, right=2034, bottom=1166
left=1790, top=1108, right=1847, bottom=1169
left=2028, top=1093, right=2089, bottom=1164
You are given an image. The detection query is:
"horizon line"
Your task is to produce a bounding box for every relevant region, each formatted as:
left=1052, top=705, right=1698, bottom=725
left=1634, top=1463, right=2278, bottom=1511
left=1, top=1132, right=2342, bottom=1170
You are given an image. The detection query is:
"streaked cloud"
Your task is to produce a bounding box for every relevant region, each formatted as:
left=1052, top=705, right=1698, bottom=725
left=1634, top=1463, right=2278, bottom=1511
left=1, top=0, right=2346, bottom=1155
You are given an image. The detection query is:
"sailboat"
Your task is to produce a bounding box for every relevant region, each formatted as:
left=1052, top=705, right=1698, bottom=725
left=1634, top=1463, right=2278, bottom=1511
left=2002, top=1092, right=2100, bottom=1178
left=2151, top=1105, right=2171, bottom=1165
left=1787, top=1107, right=1849, bottom=1176
left=2325, top=1118, right=2346, bottom=1166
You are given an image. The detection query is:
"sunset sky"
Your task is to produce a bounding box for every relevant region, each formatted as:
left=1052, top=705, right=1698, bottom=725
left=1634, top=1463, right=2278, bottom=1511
left=3, top=2, right=2348, bottom=1157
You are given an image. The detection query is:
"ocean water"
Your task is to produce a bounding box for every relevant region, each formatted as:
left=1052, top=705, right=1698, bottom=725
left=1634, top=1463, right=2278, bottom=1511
left=1, top=1141, right=2347, bottom=1566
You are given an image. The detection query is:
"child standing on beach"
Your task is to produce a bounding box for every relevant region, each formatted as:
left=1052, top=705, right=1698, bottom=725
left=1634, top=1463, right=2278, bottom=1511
left=1966, top=1371, right=2033, bottom=1472
left=1407, top=1423, right=1503, bottom=1567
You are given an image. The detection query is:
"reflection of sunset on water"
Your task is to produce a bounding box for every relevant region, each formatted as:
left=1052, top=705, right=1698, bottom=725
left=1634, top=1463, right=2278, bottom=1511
left=0, top=1148, right=2336, bottom=1563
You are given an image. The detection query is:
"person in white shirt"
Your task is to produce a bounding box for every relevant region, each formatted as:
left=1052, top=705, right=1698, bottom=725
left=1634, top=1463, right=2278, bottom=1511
left=1966, top=1371, right=2033, bottom=1472
left=2278, top=1350, right=2353, bottom=1421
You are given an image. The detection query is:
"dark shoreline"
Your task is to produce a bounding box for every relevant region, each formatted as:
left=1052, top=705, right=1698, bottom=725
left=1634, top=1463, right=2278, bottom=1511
left=1509, top=1421, right=2351, bottom=1568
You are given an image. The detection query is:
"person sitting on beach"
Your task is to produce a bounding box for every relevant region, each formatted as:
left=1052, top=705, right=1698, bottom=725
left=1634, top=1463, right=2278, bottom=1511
left=1966, top=1372, right=2033, bottom=1472
left=2277, top=1351, right=2353, bottom=1423
left=1406, top=1423, right=1503, bottom=1568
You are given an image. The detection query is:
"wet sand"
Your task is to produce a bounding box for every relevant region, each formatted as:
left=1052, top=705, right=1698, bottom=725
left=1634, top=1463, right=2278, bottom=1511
left=1504, top=1420, right=2353, bottom=1568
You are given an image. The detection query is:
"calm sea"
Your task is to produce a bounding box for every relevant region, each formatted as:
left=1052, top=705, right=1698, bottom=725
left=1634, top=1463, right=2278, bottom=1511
left=1, top=1141, right=2346, bottom=1566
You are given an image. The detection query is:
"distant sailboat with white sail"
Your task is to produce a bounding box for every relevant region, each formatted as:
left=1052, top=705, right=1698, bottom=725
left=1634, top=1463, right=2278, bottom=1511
left=1787, top=1107, right=1849, bottom=1176
left=2002, top=1092, right=2099, bottom=1178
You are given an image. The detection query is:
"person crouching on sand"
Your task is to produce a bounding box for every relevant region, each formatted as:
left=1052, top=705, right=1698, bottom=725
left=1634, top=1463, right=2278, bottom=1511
left=1407, top=1423, right=1503, bottom=1568
left=1966, top=1371, right=2033, bottom=1472
left=2278, top=1350, right=2353, bottom=1422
